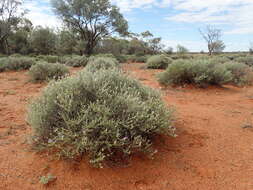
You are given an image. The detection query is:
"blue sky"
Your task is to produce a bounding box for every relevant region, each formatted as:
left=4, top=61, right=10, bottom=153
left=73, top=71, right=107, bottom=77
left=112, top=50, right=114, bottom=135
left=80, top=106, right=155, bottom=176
left=23, top=0, right=253, bottom=52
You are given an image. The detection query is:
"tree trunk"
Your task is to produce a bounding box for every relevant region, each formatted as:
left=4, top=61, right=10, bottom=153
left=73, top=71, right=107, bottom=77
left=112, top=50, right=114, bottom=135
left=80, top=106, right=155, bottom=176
left=84, top=40, right=96, bottom=56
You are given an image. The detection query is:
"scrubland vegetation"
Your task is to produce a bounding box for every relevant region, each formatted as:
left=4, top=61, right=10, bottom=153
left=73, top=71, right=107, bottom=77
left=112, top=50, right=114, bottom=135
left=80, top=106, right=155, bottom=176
left=1, top=0, right=253, bottom=173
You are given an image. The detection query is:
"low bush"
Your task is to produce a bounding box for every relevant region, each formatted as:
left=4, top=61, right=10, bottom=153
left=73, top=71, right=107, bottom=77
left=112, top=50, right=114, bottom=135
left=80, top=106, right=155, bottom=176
left=147, top=55, right=172, bottom=69
left=37, top=55, right=59, bottom=63
left=28, top=69, right=175, bottom=167
left=209, top=56, right=230, bottom=64
left=0, top=57, right=36, bottom=72
left=29, top=62, right=69, bottom=82
left=86, top=57, right=119, bottom=72
left=235, top=56, right=253, bottom=66
left=61, top=56, right=88, bottom=67
left=224, top=62, right=253, bottom=86
left=158, top=59, right=232, bottom=87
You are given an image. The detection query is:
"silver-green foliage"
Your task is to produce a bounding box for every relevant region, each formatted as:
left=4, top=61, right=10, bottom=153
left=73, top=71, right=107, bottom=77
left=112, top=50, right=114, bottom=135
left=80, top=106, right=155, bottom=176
left=29, top=62, right=69, bottom=82
left=86, top=57, right=119, bottom=72
left=235, top=56, right=253, bottom=66
left=0, top=57, right=36, bottom=72
left=147, top=54, right=172, bottom=69
left=224, top=62, right=253, bottom=86
left=61, top=56, right=88, bottom=67
left=28, top=69, right=175, bottom=167
left=158, top=59, right=232, bottom=87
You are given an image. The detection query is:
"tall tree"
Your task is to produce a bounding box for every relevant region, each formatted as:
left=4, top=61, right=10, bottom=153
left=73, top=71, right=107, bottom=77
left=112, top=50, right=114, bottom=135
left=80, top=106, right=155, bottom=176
left=0, top=0, right=24, bottom=54
left=51, top=0, right=128, bottom=55
left=199, top=25, right=225, bottom=55
left=30, top=26, right=57, bottom=55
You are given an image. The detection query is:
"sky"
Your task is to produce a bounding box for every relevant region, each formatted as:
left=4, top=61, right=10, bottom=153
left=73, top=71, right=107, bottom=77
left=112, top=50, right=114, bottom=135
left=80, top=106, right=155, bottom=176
left=23, top=0, right=253, bottom=52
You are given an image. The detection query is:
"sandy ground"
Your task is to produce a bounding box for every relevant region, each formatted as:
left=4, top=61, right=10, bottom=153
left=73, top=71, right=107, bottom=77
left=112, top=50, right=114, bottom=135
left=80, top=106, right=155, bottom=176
left=0, top=63, right=253, bottom=190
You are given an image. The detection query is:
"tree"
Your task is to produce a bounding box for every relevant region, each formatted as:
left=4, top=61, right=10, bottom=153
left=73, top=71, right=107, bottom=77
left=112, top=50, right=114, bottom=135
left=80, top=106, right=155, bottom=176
left=199, top=25, right=225, bottom=55
left=51, top=0, right=128, bottom=55
left=176, top=44, right=188, bottom=54
left=30, top=26, right=57, bottom=55
left=0, top=0, right=25, bottom=54
left=212, top=40, right=225, bottom=53
left=56, top=28, right=79, bottom=55
left=8, top=18, right=33, bottom=54
left=249, top=42, right=253, bottom=54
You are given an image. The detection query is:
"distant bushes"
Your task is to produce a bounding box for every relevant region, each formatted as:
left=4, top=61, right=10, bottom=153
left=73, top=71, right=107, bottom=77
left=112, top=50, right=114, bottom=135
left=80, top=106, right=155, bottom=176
left=61, top=56, right=88, bottom=67
left=158, top=59, right=234, bottom=87
left=37, top=55, right=59, bottom=63
left=86, top=57, right=119, bottom=72
left=28, top=68, right=175, bottom=167
left=29, top=62, right=69, bottom=82
left=235, top=56, right=253, bottom=66
left=147, top=55, right=172, bottom=69
left=0, top=57, right=36, bottom=72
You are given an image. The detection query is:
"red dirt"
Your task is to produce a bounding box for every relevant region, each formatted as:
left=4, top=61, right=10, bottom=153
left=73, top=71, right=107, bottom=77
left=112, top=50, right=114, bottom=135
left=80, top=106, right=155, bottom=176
left=1, top=63, right=253, bottom=190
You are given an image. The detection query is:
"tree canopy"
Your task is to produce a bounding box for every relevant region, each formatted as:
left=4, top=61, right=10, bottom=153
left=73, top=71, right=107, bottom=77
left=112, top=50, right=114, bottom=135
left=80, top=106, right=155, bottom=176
left=51, top=0, right=129, bottom=55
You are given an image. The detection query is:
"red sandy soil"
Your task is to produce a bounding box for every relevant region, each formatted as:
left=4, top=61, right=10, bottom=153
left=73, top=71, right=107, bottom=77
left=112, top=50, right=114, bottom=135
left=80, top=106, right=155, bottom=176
left=0, top=63, right=253, bottom=190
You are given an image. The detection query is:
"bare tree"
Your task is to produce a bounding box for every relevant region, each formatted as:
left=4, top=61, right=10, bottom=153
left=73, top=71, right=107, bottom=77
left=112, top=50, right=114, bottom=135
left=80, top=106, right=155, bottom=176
left=0, top=0, right=24, bottom=54
left=199, top=25, right=225, bottom=55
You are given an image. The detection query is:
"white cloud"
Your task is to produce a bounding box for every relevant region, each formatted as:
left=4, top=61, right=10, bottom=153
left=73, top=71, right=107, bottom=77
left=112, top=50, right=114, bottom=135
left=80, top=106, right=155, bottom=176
left=23, top=0, right=61, bottom=28
left=166, top=0, right=253, bottom=35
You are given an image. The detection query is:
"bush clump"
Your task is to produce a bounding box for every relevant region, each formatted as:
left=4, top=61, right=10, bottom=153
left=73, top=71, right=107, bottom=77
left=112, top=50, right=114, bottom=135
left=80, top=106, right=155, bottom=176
left=61, top=56, right=88, bottom=67
left=158, top=59, right=232, bottom=87
left=224, top=62, right=253, bottom=86
left=235, top=56, right=253, bottom=66
left=147, top=55, right=172, bottom=69
left=37, top=55, right=59, bottom=63
left=28, top=69, right=175, bottom=167
left=86, top=57, right=119, bottom=72
left=29, top=62, right=69, bottom=82
left=0, top=57, right=36, bottom=72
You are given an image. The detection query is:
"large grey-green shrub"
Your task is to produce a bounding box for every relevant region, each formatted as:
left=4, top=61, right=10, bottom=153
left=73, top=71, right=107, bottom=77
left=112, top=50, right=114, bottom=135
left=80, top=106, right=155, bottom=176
left=224, top=62, right=253, bottom=86
left=29, top=62, right=69, bottom=82
left=158, top=59, right=232, bottom=87
left=0, top=57, right=36, bottom=72
left=28, top=69, right=175, bottom=167
left=147, top=55, right=172, bottom=69
left=86, top=57, right=119, bottom=72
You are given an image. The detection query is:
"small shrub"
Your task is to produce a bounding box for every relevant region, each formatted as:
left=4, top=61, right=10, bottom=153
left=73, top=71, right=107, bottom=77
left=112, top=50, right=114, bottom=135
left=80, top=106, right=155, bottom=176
left=235, top=56, right=253, bottom=66
left=37, top=55, right=59, bottom=63
left=158, top=59, right=232, bottom=87
left=61, top=56, right=88, bottom=67
left=147, top=55, right=172, bottom=69
left=224, top=62, right=253, bottom=86
left=29, top=62, right=69, bottom=82
left=0, top=57, right=36, bottom=72
left=28, top=69, right=175, bottom=167
left=86, top=57, right=119, bottom=72
left=115, top=55, right=128, bottom=63
left=209, top=56, right=230, bottom=64
left=39, top=174, right=56, bottom=185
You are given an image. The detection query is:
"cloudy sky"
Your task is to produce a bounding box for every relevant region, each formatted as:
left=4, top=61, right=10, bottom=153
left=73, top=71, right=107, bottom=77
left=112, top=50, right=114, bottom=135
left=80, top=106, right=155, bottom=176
left=23, top=0, right=253, bottom=52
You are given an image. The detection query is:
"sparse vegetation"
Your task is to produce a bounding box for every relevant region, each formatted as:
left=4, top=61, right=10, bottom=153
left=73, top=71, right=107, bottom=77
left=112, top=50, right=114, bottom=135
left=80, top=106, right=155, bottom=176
left=29, top=62, right=69, bottom=82
left=28, top=69, right=175, bottom=167
left=39, top=174, right=56, bottom=185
